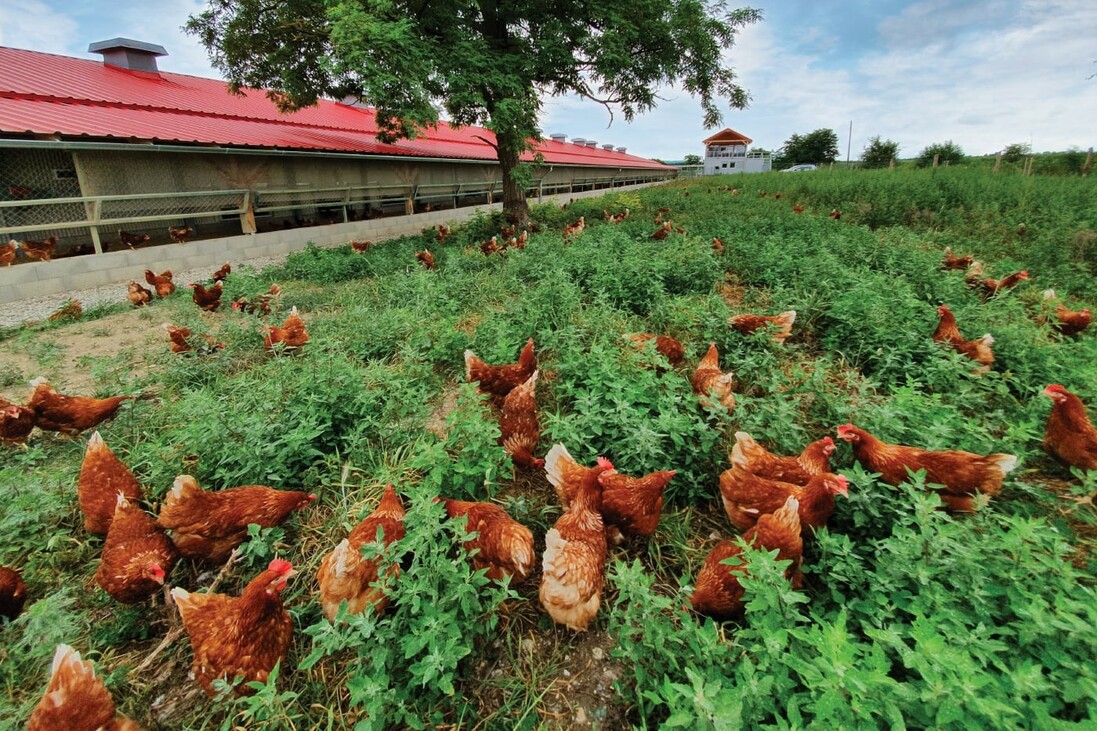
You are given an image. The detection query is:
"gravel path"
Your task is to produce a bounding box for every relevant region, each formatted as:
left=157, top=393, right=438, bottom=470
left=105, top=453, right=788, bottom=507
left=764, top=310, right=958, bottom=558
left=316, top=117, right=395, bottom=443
left=0, top=254, right=289, bottom=329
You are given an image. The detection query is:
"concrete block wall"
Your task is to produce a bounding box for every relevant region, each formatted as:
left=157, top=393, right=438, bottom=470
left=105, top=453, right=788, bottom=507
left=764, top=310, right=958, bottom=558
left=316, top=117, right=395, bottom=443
left=0, top=181, right=664, bottom=305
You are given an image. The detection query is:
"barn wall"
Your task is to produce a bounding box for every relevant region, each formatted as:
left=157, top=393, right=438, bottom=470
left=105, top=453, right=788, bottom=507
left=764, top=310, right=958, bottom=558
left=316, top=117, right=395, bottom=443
left=0, top=181, right=665, bottom=304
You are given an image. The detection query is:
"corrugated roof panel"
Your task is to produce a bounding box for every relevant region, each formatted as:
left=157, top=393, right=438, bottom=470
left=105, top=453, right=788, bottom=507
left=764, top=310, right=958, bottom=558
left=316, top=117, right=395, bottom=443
left=0, top=45, right=672, bottom=170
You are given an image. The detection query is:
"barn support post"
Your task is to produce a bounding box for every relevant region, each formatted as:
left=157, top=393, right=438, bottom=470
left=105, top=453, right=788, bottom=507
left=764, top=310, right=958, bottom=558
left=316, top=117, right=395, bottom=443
left=239, top=190, right=256, bottom=234
left=71, top=152, right=104, bottom=254
left=341, top=187, right=350, bottom=223
left=405, top=186, right=416, bottom=216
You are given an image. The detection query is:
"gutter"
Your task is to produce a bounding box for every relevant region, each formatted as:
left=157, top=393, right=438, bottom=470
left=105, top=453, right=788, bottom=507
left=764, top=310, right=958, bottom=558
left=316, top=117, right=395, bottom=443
left=0, top=138, right=673, bottom=171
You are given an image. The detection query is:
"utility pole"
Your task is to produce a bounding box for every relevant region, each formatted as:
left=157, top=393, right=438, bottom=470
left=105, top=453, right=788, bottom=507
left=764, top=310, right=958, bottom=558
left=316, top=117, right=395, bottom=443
left=847, top=120, right=853, bottom=164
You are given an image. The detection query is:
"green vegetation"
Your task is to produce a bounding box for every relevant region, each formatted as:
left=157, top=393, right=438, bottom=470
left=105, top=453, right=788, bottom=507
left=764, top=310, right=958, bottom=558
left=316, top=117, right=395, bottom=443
left=1, top=167, right=1095, bottom=729
left=860, top=136, right=900, bottom=169
left=917, top=140, right=965, bottom=168
left=776, top=128, right=840, bottom=168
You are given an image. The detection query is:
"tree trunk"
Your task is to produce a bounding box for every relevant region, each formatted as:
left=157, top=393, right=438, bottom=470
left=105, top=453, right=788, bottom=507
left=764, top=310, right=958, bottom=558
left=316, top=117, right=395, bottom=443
left=495, top=128, right=531, bottom=228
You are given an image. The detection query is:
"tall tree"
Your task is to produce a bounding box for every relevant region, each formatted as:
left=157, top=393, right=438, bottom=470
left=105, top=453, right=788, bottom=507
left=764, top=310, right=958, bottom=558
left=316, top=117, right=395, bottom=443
left=186, top=1, right=762, bottom=225
left=777, top=129, right=838, bottom=167
left=861, top=136, right=900, bottom=169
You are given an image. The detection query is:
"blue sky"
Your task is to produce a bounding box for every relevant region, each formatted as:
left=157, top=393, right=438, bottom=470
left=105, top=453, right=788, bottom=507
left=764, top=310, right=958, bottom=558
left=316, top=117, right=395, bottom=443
left=2, top=0, right=1094, bottom=160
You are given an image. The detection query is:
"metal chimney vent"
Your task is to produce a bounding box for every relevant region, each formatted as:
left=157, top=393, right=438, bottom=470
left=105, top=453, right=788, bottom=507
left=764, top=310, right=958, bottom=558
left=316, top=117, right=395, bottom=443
left=89, top=38, right=167, bottom=73
left=602, top=144, right=615, bottom=150
left=584, top=140, right=598, bottom=148
left=549, top=133, right=567, bottom=143
left=571, top=137, right=587, bottom=145
left=616, top=147, right=627, bottom=153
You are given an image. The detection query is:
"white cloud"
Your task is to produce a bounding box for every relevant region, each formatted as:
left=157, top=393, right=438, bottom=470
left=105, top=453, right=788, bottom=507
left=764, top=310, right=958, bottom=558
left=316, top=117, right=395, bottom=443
left=0, top=1, right=79, bottom=54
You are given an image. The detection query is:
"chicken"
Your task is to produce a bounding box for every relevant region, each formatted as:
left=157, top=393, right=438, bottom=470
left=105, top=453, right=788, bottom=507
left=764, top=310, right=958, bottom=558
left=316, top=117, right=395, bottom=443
left=719, top=466, right=848, bottom=532
left=28, top=378, right=131, bottom=437
left=711, top=237, right=725, bottom=254
left=189, top=281, right=223, bottom=312
left=627, top=333, right=686, bottom=367
left=17, top=236, right=57, bottom=262
left=499, top=371, right=543, bottom=469
left=350, top=240, right=371, bottom=253
left=172, top=558, right=295, bottom=696
left=511, top=229, right=529, bottom=249
left=979, top=270, right=1029, bottom=298
left=263, top=306, right=309, bottom=351
left=932, top=305, right=994, bottom=373
left=963, top=261, right=985, bottom=288
left=597, top=468, right=676, bottom=545
left=941, top=247, right=974, bottom=270
left=1041, top=385, right=1097, bottom=471
left=1041, top=290, right=1092, bottom=337
left=77, top=431, right=144, bottom=535
left=563, top=216, right=586, bottom=241
left=729, top=310, right=797, bottom=344
left=539, top=456, right=614, bottom=631
left=25, top=644, right=140, bottom=731
left=48, top=299, right=82, bottom=322
left=416, top=250, right=436, bottom=269
left=544, top=443, right=608, bottom=509
left=231, top=284, right=281, bottom=316
left=0, top=397, right=35, bottom=445
left=442, top=498, right=534, bottom=583
left=730, top=432, right=836, bottom=485
left=480, top=236, right=501, bottom=255
left=651, top=221, right=672, bottom=240
left=157, top=475, right=316, bottom=562
left=0, top=240, right=16, bottom=266
left=118, top=230, right=150, bottom=249
left=126, top=281, right=152, bottom=307
left=168, top=226, right=193, bottom=244
left=691, top=342, right=736, bottom=411
left=144, top=269, right=175, bottom=298
left=317, top=484, right=405, bottom=620
left=0, top=565, right=28, bottom=621
left=435, top=224, right=452, bottom=243
left=793, top=203, right=804, bottom=214
left=829, top=209, right=842, bottom=220
left=211, top=263, right=231, bottom=282
left=689, top=496, right=803, bottom=620
left=162, top=323, right=225, bottom=354
left=95, top=494, right=177, bottom=604
left=836, top=424, right=1017, bottom=512
left=465, top=338, right=537, bottom=404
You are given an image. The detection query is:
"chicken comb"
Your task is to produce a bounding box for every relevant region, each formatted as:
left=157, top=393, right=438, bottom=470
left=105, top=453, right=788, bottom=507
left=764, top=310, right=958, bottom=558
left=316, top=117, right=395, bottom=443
left=821, top=436, right=835, bottom=447
left=1043, top=384, right=1066, bottom=394
left=596, top=456, right=615, bottom=471
left=836, top=423, right=855, bottom=434
left=268, top=558, right=293, bottom=576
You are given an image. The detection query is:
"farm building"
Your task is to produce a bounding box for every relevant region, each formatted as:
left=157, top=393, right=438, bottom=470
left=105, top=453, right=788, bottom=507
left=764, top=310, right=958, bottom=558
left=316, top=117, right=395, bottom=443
left=702, top=128, right=771, bottom=175
left=0, top=39, right=673, bottom=298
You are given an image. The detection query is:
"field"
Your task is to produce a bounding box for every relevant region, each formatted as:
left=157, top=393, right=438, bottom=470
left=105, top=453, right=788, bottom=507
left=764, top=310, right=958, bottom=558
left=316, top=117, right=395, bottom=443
left=1, top=166, right=1096, bottom=730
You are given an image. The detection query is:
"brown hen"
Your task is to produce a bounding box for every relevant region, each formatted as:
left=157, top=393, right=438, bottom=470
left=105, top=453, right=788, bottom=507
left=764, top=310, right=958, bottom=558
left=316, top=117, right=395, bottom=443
left=598, top=468, right=676, bottom=544
left=78, top=431, right=143, bottom=535
left=499, top=371, right=543, bottom=469
left=157, top=475, right=315, bottom=562
left=263, top=306, right=309, bottom=350
left=443, top=498, right=535, bottom=583
left=172, top=558, right=295, bottom=696
left=689, top=496, right=803, bottom=620
left=729, top=310, right=797, bottom=343
left=719, top=466, right=848, bottom=533
left=189, top=281, right=223, bottom=311
left=628, top=333, right=686, bottom=367
left=730, top=432, right=835, bottom=485
left=1042, top=385, right=1097, bottom=471
left=933, top=305, right=994, bottom=373
left=28, top=377, right=131, bottom=436
left=127, top=281, right=152, bottom=307
left=540, top=456, right=614, bottom=630
left=144, top=269, right=175, bottom=298
left=26, top=644, right=140, bottom=731
left=317, top=484, right=405, bottom=621
left=836, top=424, right=1016, bottom=512
left=691, top=342, right=736, bottom=411
left=465, top=338, right=537, bottom=404
left=0, top=397, right=35, bottom=445
left=95, top=494, right=177, bottom=604
left=0, top=565, right=28, bottom=621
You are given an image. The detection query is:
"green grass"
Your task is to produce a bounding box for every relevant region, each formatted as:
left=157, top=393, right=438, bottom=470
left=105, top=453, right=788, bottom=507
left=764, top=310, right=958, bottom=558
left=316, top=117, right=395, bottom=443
left=1, top=168, right=1095, bottom=729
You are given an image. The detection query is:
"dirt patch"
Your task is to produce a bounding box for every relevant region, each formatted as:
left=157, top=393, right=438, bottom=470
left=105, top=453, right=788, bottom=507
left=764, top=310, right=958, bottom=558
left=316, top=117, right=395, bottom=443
left=0, top=307, right=165, bottom=401
left=426, top=387, right=463, bottom=439
left=719, top=273, right=747, bottom=309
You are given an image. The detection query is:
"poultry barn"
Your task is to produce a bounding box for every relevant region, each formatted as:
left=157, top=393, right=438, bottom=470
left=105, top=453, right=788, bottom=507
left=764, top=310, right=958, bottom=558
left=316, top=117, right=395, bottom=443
left=0, top=40, right=673, bottom=300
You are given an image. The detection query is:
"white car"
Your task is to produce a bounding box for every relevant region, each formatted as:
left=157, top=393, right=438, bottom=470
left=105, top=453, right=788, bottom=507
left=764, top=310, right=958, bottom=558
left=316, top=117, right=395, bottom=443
left=781, top=164, right=818, bottom=173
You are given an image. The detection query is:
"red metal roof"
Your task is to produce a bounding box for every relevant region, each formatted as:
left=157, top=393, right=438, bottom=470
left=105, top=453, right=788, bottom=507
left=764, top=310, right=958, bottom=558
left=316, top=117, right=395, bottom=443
left=702, top=128, right=752, bottom=145
left=0, top=46, right=671, bottom=170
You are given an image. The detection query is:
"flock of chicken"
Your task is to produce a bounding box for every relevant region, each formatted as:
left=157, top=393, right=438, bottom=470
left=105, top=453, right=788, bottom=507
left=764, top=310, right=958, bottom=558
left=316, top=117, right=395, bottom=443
left=3, top=199, right=1097, bottom=728
left=1, top=228, right=195, bottom=266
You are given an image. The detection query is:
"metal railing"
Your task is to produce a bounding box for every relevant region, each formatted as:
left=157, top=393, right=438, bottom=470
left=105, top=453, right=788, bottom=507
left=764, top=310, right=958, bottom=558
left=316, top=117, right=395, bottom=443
left=0, top=170, right=673, bottom=255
